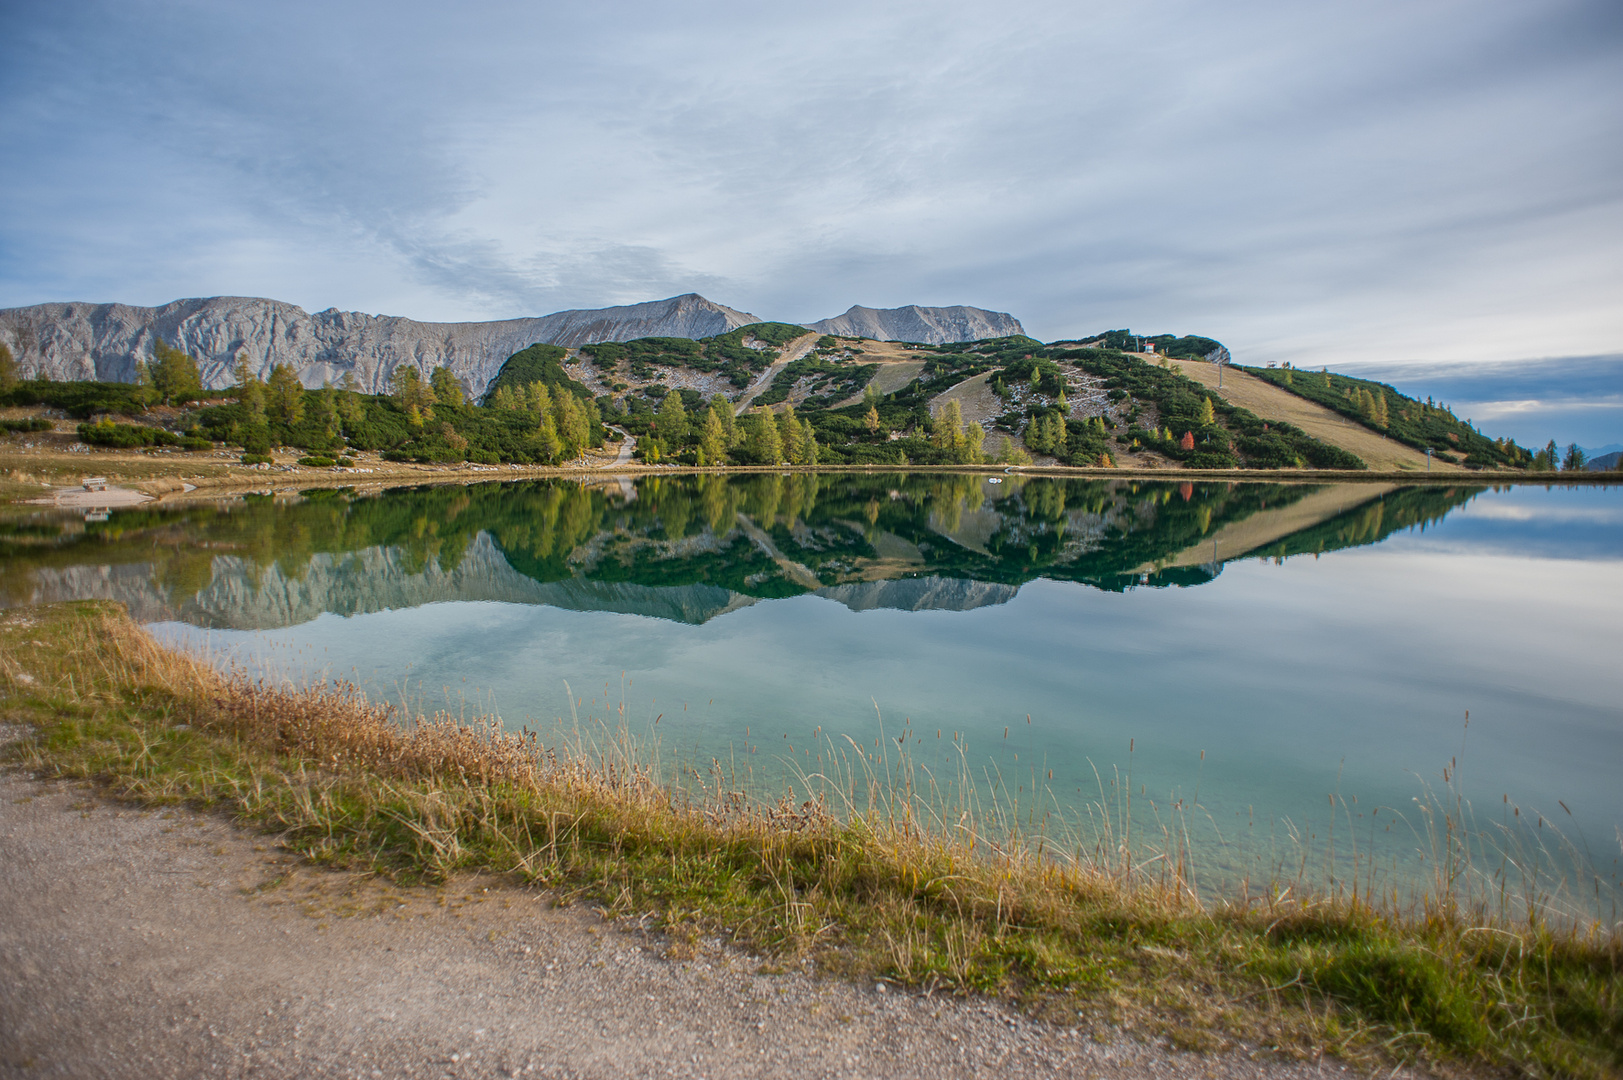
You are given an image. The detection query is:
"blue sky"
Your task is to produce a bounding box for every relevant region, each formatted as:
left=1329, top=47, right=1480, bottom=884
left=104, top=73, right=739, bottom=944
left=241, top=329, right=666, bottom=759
left=1, top=0, right=1618, bottom=439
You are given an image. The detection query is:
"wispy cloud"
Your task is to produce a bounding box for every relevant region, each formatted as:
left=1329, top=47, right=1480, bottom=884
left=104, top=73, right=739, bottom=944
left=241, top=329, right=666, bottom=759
left=1, top=0, right=1618, bottom=363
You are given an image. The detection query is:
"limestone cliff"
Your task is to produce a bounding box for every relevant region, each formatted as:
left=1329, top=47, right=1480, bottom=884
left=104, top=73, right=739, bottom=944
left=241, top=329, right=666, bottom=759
left=806, top=304, right=1025, bottom=344
left=0, top=293, right=759, bottom=396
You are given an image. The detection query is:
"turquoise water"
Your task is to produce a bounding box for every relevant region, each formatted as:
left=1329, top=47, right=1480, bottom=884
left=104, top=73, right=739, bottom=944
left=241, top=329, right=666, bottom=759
left=6, top=474, right=1619, bottom=904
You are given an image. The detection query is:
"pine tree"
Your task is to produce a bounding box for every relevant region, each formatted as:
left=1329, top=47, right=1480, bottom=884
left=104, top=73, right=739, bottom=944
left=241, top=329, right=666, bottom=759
left=698, top=408, right=727, bottom=464
left=533, top=413, right=562, bottom=462
left=658, top=391, right=689, bottom=445
left=1198, top=397, right=1215, bottom=425
left=526, top=381, right=553, bottom=418
left=959, top=422, right=985, bottom=464
left=430, top=366, right=465, bottom=408
left=234, top=352, right=265, bottom=421
left=751, top=409, right=783, bottom=463
left=266, top=363, right=305, bottom=424
left=799, top=418, right=819, bottom=466
left=1050, top=415, right=1067, bottom=456
left=864, top=404, right=881, bottom=432
left=0, top=343, right=15, bottom=389
left=149, top=337, right=203, bottom=405
left=1372, top=392, right=1389, bottom=427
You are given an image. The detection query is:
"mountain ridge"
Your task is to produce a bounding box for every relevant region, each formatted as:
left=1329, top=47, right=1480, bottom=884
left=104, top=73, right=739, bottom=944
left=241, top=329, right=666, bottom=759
left=806, top=304, right=1025, bottom=344
left=0, top=293, right=1020, bottom=396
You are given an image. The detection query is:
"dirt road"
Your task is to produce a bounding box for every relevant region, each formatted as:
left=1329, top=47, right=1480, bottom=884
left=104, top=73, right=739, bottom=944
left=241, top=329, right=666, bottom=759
left=0, top=760, right=1386, bottom=1080
left=733, top=333, right=820, bottom=415
left=1165, top=360, right=1454, bottom=473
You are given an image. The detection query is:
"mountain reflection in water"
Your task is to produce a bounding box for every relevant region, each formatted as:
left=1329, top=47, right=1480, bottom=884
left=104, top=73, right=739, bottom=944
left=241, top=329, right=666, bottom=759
left=1, top=474, right=1480, bottom=629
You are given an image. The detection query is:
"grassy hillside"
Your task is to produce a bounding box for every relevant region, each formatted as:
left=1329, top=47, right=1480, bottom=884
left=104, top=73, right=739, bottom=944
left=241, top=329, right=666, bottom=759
left=1244, top=365, right=1531, bottom=469
left=580, top=322, right=808, bottom=390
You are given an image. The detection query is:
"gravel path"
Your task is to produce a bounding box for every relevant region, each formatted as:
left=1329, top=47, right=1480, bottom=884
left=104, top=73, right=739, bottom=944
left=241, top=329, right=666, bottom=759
left=0, top=762, right=1396, bottom=1080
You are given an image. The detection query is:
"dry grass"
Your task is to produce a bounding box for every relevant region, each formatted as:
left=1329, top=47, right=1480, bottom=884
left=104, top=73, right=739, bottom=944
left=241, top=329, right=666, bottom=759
left=1, top=600, right=1618, bottom=1078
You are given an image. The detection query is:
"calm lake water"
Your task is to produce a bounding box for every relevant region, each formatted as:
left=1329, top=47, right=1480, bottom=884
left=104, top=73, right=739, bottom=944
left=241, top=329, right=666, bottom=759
left=5, top=474, right=1619, bottom=906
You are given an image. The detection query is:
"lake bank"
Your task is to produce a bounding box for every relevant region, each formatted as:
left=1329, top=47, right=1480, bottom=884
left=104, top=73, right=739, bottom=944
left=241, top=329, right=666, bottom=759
left=3, top=601, right=1617, bottom=1077
left=4, top=440, right=1617, bottom=512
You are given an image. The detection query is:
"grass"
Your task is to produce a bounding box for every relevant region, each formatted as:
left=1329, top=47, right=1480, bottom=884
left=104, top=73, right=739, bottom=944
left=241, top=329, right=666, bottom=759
left=1, top=600, right=1618, bottom=1077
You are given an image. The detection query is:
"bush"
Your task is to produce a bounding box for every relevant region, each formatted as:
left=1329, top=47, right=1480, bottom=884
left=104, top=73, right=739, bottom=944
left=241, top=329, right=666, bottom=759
left=0, top=418, right=54, bottom=433
left=76, top=420, right=180, bottom=448
left=297, top=456, right=337, bottom=468
left=240, top=454, right=272, bottom=465
left=180, top=437, right=213, bottom=452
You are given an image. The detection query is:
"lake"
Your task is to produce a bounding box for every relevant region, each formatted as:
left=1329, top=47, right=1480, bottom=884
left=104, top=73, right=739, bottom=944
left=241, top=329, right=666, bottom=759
left=5, top=473, right=1619, bottom=910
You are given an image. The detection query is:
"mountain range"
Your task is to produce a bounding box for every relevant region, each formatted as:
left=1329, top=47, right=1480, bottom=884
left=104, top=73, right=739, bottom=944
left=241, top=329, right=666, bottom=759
left=0, top=294, right=1025, bottom=396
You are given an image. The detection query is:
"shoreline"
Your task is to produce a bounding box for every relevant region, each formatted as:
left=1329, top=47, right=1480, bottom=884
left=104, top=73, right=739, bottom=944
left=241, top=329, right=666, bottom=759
left=4, top=444, right=1617, bottom=510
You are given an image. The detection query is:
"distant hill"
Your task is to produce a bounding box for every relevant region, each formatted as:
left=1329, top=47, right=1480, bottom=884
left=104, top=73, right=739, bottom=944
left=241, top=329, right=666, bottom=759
left=0, top=293, right=760, bottom=396
left=1586, top=451, right=1622, bottom=471
left=806, top=304, right=1024, bottom=344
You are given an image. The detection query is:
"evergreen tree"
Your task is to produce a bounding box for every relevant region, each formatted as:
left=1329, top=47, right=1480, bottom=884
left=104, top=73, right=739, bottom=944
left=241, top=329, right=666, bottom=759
left=698, top=408, right=727, bottom=464
left=799, top=418, right=819, bottom=465
left=308, top=384, right=341, bottom=444
left=959, top=421, right=985, bottom=464
left=750, top=409, right=783, bottom=463
left=336, top=370, right=365, bottom=430
left=533, top=413, right=562, bottom=462
left=1563, top=443, right=1587, bottom=471
left=0, top=343, right=15, bottom=389
left=1372, top=392, right=1389, bottom=427
left=525, top=381, right=553, bottom=418
left=864, top=403, right=881, bottom=432
left=266, top=363, right=305, bottom=424
left=149, top=337, right=203, bottom=405
left=233, top=352, right=265, bottom=421
left=658, top=391, right=689, bottom=445
left=391, top=367, right=434, bottom=417
left=429, top=366, right=465, bottom=408
left=1198, top=397, right=1215, bottom=425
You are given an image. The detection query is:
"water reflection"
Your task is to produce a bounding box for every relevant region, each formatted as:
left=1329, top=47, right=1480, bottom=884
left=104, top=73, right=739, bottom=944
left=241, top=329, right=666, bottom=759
left=3, top=476, right=1617, bottom=910
left=0, top=474, right=1482, bottom=628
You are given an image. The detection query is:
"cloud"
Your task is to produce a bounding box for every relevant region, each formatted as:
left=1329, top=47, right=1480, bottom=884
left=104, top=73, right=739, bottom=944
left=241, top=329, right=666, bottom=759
left=0, top=0, right=1619, bottom=363
left=1340, top=353, right=1623, bottom=446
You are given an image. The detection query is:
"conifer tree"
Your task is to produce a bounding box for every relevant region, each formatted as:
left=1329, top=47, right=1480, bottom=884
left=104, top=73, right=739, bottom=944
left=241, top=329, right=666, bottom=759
left=233, top=352, right=265, bottom=421
left=1198, top=397, right=1215, bottom=425
left=149, top=337, right=203, bottom=405
left=864, top=403, right=881, bottom=432
left=526, top=381, right=553, bottom=418
left=429, top=366, right=465, bottom=408
left=751, top=409, right=783, bottom=463
left=0, top=343, right=15, bottom=389
left=698, top=408, right=727, bottom=464
left=658, top=391, right=689, bottom=445
left=799, top=418, right=819, bottom=465
left=266, top=362, right=305, bottom=424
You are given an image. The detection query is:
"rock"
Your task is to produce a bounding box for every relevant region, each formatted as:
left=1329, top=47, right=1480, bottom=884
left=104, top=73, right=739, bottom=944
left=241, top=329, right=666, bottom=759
left=806, top=304, right=1026, bottom=344
left=0, top=293, right=759, bottom=397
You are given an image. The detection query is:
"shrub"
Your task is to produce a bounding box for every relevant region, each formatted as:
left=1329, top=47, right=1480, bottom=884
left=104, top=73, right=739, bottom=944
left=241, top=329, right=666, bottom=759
left=76, top=420, right=180, bottom=448
left=297, top=456, right=337, bottom=467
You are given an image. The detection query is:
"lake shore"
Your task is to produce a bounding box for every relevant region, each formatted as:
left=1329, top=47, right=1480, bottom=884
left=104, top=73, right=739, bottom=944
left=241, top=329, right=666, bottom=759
left=2, top=601, right=1615, bottom=1078
left=3, top=441, right=1616, bottom=510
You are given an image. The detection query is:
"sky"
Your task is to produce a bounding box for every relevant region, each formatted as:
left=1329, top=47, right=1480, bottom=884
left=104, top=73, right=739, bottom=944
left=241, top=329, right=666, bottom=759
left=1, top=0, right=1619, bottom=439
